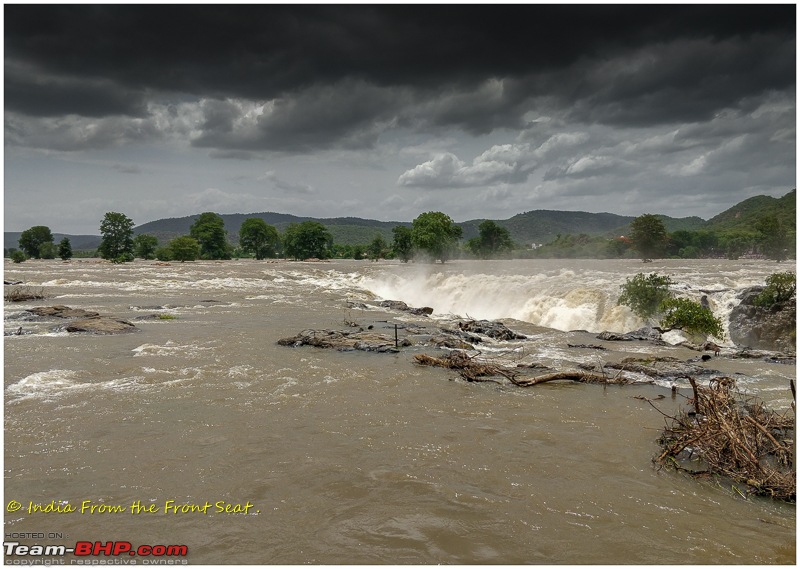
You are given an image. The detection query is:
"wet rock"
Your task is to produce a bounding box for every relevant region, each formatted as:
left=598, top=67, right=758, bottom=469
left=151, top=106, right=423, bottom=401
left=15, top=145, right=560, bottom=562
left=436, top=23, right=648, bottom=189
left=277, top=329, right=403, bottom=353
left=428, top=335, right=475, bottom=350
left=596, top=331, right=633, bottom=341
left=457, top=319, right=526, bottom=341
left=728, top=287, right=796, bottom=353
left=596, top=327, right=664, bottom=344
left=28, top=305, right=100, bottom=319
left=65, top=317, right=138, bottom=334
left=567, top=344, right=608, bottom=350
left=4, top=326, right=31, bottom=336
left=378, top=300, right=434, bottom=316
left=731, top=347, right=796, bottom=365
left=4, top=280, right=23, bottom=285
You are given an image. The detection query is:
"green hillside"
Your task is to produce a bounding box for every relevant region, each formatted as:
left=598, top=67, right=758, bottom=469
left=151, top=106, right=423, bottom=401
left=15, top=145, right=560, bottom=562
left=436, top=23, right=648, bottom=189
left=705, top=189, right=796, bottom=235
left=133, top=212, right=410, bottom=246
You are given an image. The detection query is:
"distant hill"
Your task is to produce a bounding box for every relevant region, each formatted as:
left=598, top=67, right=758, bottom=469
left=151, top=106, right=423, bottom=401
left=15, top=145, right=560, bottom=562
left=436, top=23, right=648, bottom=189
left=134, top=212, right=411, bottom=246
left=5, top=189, right=794, bottom=250
left=705, top=189, right=796, bottom=235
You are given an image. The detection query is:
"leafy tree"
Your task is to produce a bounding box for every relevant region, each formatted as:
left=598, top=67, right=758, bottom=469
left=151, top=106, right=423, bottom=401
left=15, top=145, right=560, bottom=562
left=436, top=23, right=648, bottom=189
left=659, top=297, right=723, bottom=339
left=18, top=225, right=54, bottom=258
left=754, top=272, right=796, bottom=308
left=168, top=236, right=201, bottom=262
left=755, top=215, right=790, bottom=262
left=239, top=218, right=280, bottom=260
left=99, top=212, right=135, bottom=262
left=367, top=234, right=388, bottom=261
left=720, top=232, right=754, bottom=260
left=38, top=242, right=57, bottom=259
left=467, top=220, right=514, bottom=259
left=392, top=226, right=414, bottom=262
left=190, top=212, right=231, bottom=260
left=352, top=244, right=365, bottom=260
left=155, top=246, right=173, bottom=262
left=629, top=214, right=668, bottom=261
left=58, top=237, right=73, bottom=261
left=411, top=211, right=462, bottom=263
left=11, top=250, right=26, bottom=263
left=133, top=234, right=159, bottom=260
left=618, top=272, right=673, bottom=320
left=283, top=221, right=333, bottom=260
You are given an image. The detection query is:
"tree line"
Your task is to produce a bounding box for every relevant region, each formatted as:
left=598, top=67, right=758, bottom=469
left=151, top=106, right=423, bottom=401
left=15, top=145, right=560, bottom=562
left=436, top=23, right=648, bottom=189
left=8, top=210, right=793, bottom=264
left=530, top=213, right=793, bottom=262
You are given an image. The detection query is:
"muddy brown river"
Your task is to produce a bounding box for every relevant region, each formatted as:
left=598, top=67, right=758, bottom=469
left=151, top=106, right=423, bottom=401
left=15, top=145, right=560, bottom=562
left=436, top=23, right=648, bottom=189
left=4, top=258, right=795, bottom=564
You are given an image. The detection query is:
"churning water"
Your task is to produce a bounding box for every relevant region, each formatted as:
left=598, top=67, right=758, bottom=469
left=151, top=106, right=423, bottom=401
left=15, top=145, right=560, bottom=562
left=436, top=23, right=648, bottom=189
left=4, top=258, right=796, bottom=564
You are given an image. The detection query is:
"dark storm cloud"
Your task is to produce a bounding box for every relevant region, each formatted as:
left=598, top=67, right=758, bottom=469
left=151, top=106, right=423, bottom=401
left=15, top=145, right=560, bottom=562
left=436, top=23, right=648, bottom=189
left=4, top=4, right=795, bottom=151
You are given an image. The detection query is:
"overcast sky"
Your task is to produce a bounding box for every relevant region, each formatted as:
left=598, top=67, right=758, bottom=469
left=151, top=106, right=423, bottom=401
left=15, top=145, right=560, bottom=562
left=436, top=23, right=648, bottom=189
left=4, top=4, right=796, bottom=234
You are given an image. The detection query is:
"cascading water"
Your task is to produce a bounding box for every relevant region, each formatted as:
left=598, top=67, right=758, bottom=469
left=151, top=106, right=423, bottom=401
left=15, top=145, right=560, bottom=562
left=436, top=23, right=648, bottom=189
left=358, top=258, right=787, bottom=342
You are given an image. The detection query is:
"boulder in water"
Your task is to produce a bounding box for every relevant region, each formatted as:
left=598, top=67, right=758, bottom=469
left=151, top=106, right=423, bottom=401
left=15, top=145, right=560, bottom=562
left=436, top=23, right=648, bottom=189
left=728, top=287, right=796, bottom=353
left=457, top=319, right=526, bottom=341
left=28, top=305, right=100, bottom=319
left=65, top=317, right=138, bottom=334
left=378, top=300, right=434, bottom=316
left=277, top=329, right=404, bottom=353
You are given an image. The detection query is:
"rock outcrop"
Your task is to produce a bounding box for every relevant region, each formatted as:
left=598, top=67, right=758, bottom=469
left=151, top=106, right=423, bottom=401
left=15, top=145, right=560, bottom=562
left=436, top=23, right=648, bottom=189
left=728, top=287, right=796, bottom=353
left=25, top=305, right=138, bottom=335
left=277, top=329, right=410, bottom=353
left=65, top=317, right=138, bottom=334
left=596, top=326, right=664, bottom=344
left=457, top=319, right=526, bottom=341
left=378, top=300, right=434, bottom=316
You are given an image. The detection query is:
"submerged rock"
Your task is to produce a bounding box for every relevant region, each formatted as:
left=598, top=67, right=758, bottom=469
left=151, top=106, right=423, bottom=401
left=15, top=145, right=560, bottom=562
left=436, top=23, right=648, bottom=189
left=28, top=305, right=100, bottom=319
left=64, top=317, right=138, bottom=334
left=277, top=329, right=407, bottom=353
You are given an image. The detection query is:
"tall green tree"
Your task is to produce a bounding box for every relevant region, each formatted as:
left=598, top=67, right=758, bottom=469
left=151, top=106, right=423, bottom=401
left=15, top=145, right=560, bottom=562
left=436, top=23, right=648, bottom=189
left=58, top=237, right=73, bottom=261
left=18, top=225, right=54, bottom=258
left=392, top=226, right=414, bottom=262
left=629, top=214, right=668, bottom=261
left=190, top=212, right=231, bottom=260
left=38, top=242, right=57, bottom=259
left=239, top=218, right=280, bottom=260
left=99, top=212, right=135, bottom=262
left=467, top=220, right=514, bottom=259
left=133, top=234, right=159, bottom=260
left=283, top=221, right=333, bottom=260
left=168, top=236, right=201, bottom=262
left=755, top=214, right=790, bottom=262
left=411, top=211, right=462, bottom=263
left=367, top=234, right=388, bottom=261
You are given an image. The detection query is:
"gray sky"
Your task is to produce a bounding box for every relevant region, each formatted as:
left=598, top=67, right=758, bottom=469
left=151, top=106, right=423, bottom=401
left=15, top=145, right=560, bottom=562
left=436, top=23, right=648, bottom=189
left=4, top=4, right=796, bottom=234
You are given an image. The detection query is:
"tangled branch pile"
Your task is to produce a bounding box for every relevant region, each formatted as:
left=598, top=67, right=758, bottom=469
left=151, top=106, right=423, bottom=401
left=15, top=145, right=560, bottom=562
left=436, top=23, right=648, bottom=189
left=414, top=351, right=518, bottom=383
left=656, top=377, right=795, bottom=502
left=4, top=286, right=46, bottom=302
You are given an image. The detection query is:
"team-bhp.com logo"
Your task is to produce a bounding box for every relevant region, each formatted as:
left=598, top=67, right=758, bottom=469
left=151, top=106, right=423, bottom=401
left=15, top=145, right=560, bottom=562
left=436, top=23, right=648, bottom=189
left=5, top=540, right=188, bottom=563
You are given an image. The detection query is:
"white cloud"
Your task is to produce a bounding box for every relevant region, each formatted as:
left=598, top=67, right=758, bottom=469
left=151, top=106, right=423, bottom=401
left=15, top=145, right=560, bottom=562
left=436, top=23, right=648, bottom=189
left=397, top=143, right=536, bottom=188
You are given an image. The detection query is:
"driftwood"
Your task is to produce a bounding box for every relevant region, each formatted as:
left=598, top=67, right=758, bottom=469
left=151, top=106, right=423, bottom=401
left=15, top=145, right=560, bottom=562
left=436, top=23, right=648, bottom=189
left=413, top=351, right=628, bottom=386
left=413, top=352, right=517, bottom=383
left=656, top=376, right=795, bottom=502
